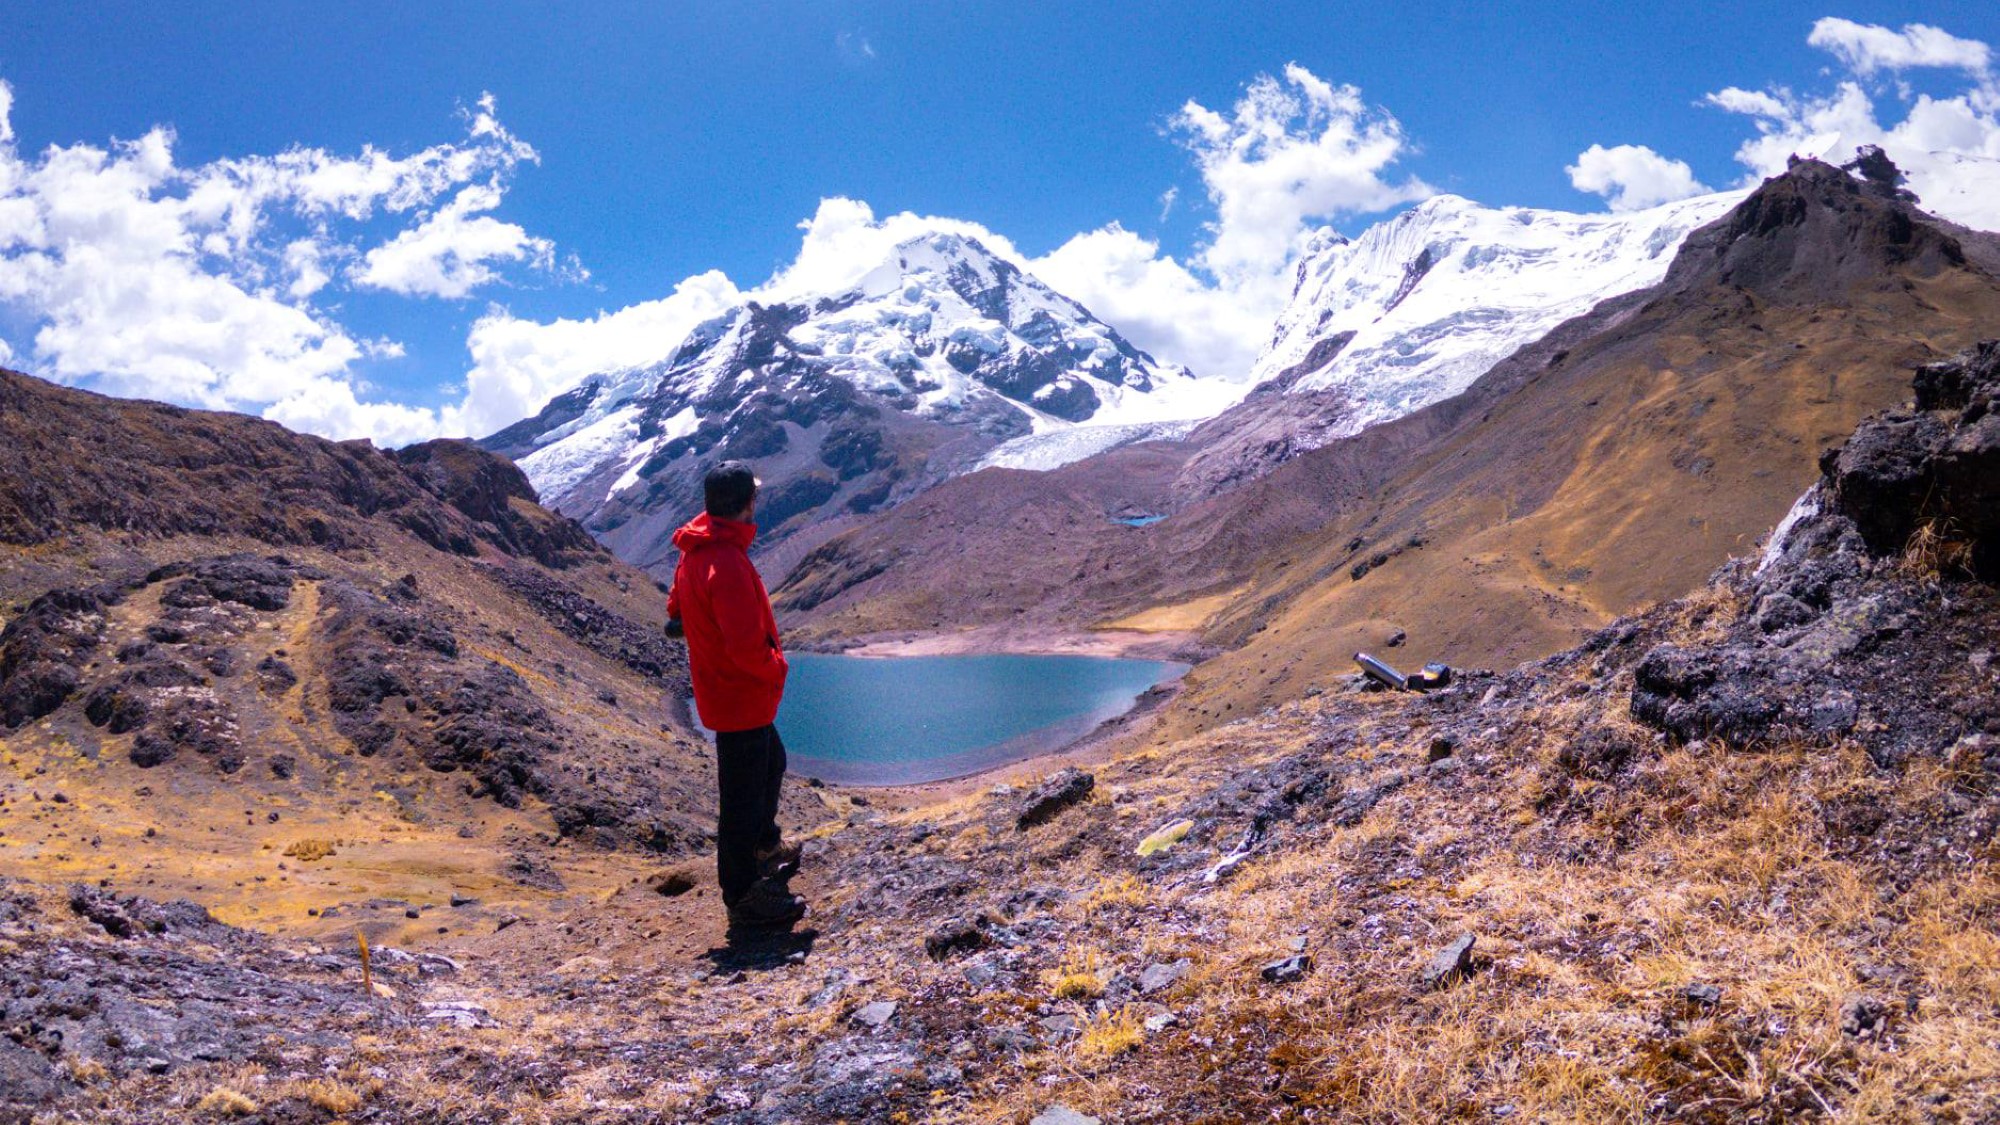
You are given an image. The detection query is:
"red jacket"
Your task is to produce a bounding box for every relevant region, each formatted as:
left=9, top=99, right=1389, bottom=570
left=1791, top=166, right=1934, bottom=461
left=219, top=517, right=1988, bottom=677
left=666, top=513, right=788, bottom=733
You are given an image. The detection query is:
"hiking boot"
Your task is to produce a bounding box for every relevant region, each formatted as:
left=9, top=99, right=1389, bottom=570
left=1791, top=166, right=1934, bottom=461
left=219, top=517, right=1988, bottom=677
left=754, top=839, right=802, bottom=881
left=726, top=880, right=806, bottom=931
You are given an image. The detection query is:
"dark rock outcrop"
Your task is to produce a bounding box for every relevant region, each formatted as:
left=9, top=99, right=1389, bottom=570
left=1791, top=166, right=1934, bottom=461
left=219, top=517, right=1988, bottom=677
left=1631, top=341, right=2000, bottom=761
left=1016, top=768, right=1095, bottom=830
left=0, top=586, right=119, bottom=729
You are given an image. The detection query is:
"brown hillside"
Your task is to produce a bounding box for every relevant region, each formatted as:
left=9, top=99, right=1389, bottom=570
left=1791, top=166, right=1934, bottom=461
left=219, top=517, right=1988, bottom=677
left=776, top=160, right=2000, bottom=739
left=0, top=373, right=783, bottom=943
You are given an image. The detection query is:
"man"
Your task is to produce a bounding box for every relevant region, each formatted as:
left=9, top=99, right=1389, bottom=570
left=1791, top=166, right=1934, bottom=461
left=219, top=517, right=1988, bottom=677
left=665, top=461, right=806, bottom=930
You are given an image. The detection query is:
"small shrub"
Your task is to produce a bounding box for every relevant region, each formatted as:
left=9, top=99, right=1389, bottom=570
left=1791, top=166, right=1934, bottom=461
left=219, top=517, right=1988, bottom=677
left=196, top=1087, right=259, bottom=1117
left=282, top=838, right=338, bottom=862
left=1077, top=1006, right=1145, bottom=1060
left=1080, top=875, right=1147, bottom=916
left=1048, top=948, right=1105, bottom=1000
left=302, top=1078, right=363, bottom=1114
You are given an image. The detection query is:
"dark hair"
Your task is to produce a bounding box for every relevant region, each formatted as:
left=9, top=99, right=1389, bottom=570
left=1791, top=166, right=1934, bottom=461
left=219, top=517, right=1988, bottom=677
left=703, top=461, right=759, bottom=518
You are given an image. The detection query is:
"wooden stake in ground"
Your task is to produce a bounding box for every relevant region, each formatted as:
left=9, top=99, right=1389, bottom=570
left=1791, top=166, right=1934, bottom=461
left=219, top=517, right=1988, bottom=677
left=358, top=931, right=372, bottom=996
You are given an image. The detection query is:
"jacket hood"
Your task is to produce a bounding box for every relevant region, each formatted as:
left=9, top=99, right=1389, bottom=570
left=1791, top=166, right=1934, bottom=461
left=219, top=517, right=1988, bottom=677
left=672, top=511, right=757, bottom=553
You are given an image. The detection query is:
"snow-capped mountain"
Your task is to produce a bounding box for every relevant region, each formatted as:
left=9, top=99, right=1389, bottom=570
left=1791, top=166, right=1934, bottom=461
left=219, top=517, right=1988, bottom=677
left=481, top=231, right=1203, bottom=574
left=1263, top=190, right=1744, bottom=427
left=1178, top=189, right=1746, bottom=495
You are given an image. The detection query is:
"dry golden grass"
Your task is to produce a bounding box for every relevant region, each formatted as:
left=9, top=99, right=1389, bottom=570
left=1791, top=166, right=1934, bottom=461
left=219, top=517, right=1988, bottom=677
left=1900, top=519, right=1978, bottom=583
left=1076, top=1006, right=1145, bottom=1062
left=1078, top=874, right=1147, bottom=917
left=281, top=838, right=338, bottom=862
left=298, top=1077, right=365, bottom=1114
left=1047, top=947, right=1106, bottom=1001
left=194, top=1086, right=259, bottom=1117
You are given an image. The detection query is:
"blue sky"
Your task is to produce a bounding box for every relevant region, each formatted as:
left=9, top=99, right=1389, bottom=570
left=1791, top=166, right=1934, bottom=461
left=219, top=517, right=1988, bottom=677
left=2, top=2, right=1998, bottom=442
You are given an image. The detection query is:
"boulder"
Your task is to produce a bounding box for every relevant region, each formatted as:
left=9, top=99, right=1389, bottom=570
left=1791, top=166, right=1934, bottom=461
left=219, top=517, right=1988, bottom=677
left=1017, top=768, right=1094, bottom=830
left=1421, top=934, right=1477, bottom=989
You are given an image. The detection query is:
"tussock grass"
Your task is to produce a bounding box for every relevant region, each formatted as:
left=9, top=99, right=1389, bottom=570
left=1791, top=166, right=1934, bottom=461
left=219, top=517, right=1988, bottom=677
left=194, top=1087, right=258, bottom=1117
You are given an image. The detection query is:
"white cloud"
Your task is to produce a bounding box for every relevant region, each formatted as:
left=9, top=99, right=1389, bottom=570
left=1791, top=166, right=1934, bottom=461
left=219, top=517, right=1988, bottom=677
left=447, top=269, right=742, bottom=437
left=264, top=376, right=452, bottom=448
left=1567, top=143, right=1711, bottom=212
left=836, top=31, right=878, bottom=64
left=352, top=180, right=555, bottom=298
left=1807, top=18, right=1991, bottom=78
left=1031, top=224, right=1274, bottom=380
left=0, top=81, right=560, bottom=442
left=1706, top=18, right=2000, bottom=231
left=757, top=197, right=1021, bottom=301
left=1167, top=64, right=1432, bottom=283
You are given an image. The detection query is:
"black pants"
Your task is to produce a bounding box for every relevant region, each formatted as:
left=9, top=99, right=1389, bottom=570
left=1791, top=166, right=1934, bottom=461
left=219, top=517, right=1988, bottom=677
left=714, top=723, right=786, bottom=904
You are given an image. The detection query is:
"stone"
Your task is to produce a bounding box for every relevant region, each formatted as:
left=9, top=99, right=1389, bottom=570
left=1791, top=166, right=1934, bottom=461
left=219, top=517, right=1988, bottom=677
left=1031, top=1107, right=1101, bottom=1125
left=962, top=958, right=1001, bottom=989
left=1017, top=767, right=1094, bottom=830
left=1839, top=993, right=1889, bottom=1039
left=1139, top=959, right=1191, bottom=995
left=1753, top=593, right=1817, bottom=633
left=1422, top=934, right=1477, bottom=989
left=925, top=914, right=992, bottom=961
left=851, top=1000, right=898, bottom=1030
left=1037, top=1012, right=1080, bottom=1037
left=416, top=953, right=462, bottom=976
left=1142, top=1010, right=1178, bottom=1033
left=1683, top=982, right=1723, bottom=1007
left=420, top=1001, right=493, bottom=1028
left=1260, top=955, right=1311, bottom=984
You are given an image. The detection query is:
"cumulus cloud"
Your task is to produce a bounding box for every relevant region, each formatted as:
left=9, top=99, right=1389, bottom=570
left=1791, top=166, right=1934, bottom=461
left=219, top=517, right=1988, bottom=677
left=1567, top=143, right=1711, bottom=212
left=0, top=81, right=559, bottom=442
left=756, top=197, right=1022, bottom=302
left=1706, top=18, right=2000, bottom=231
left=352, top=180, right=556, bottom=298
left=1806, top=18, right=1992, bottom=78
left=1031, top=224, right=1276, bottom=380
left=447, top=269, right=742, bottom=437
left=1168, top=63, right=1432, bottom=283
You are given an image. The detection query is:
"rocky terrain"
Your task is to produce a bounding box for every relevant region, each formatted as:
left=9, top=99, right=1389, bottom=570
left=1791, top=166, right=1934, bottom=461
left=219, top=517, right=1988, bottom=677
left=4, top=341, right=1996, bottom=1123
left=775, top=157, right=2000, bottom=747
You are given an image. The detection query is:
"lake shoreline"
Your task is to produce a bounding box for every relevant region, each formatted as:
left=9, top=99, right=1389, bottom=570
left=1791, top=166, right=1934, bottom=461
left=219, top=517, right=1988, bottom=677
left=794, top=659, right=1189, bottom=797
left=798, top=622, right=1212, bottom=664
left=822, top=672, right=1184, bottom=806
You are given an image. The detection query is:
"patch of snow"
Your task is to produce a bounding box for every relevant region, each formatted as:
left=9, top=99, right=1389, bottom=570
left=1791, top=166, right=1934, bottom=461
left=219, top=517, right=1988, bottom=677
left=978, top=419, right=1202, bottom=472
left=517, top=405, right=643, bottom=507
left=1758, top=485, right=1822, bottom=574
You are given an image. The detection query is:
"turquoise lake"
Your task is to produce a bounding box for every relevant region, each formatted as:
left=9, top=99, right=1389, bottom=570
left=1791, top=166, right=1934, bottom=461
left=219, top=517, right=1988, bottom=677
left=730, top=653, right=1187, bottom=785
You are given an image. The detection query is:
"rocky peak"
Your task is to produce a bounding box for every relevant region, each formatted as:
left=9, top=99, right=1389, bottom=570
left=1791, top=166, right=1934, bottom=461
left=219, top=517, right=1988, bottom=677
left=1668, top=155, right=1969, bottom=300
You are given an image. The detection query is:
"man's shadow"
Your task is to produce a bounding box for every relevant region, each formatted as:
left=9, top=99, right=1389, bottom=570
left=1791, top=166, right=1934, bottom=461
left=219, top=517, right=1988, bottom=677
left=703, top=926, right=818, bottom=973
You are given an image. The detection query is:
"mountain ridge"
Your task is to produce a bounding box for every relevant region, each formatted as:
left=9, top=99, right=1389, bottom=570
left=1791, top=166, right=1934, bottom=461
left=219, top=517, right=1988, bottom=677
left=774, top=158, right=2000, bottom=742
